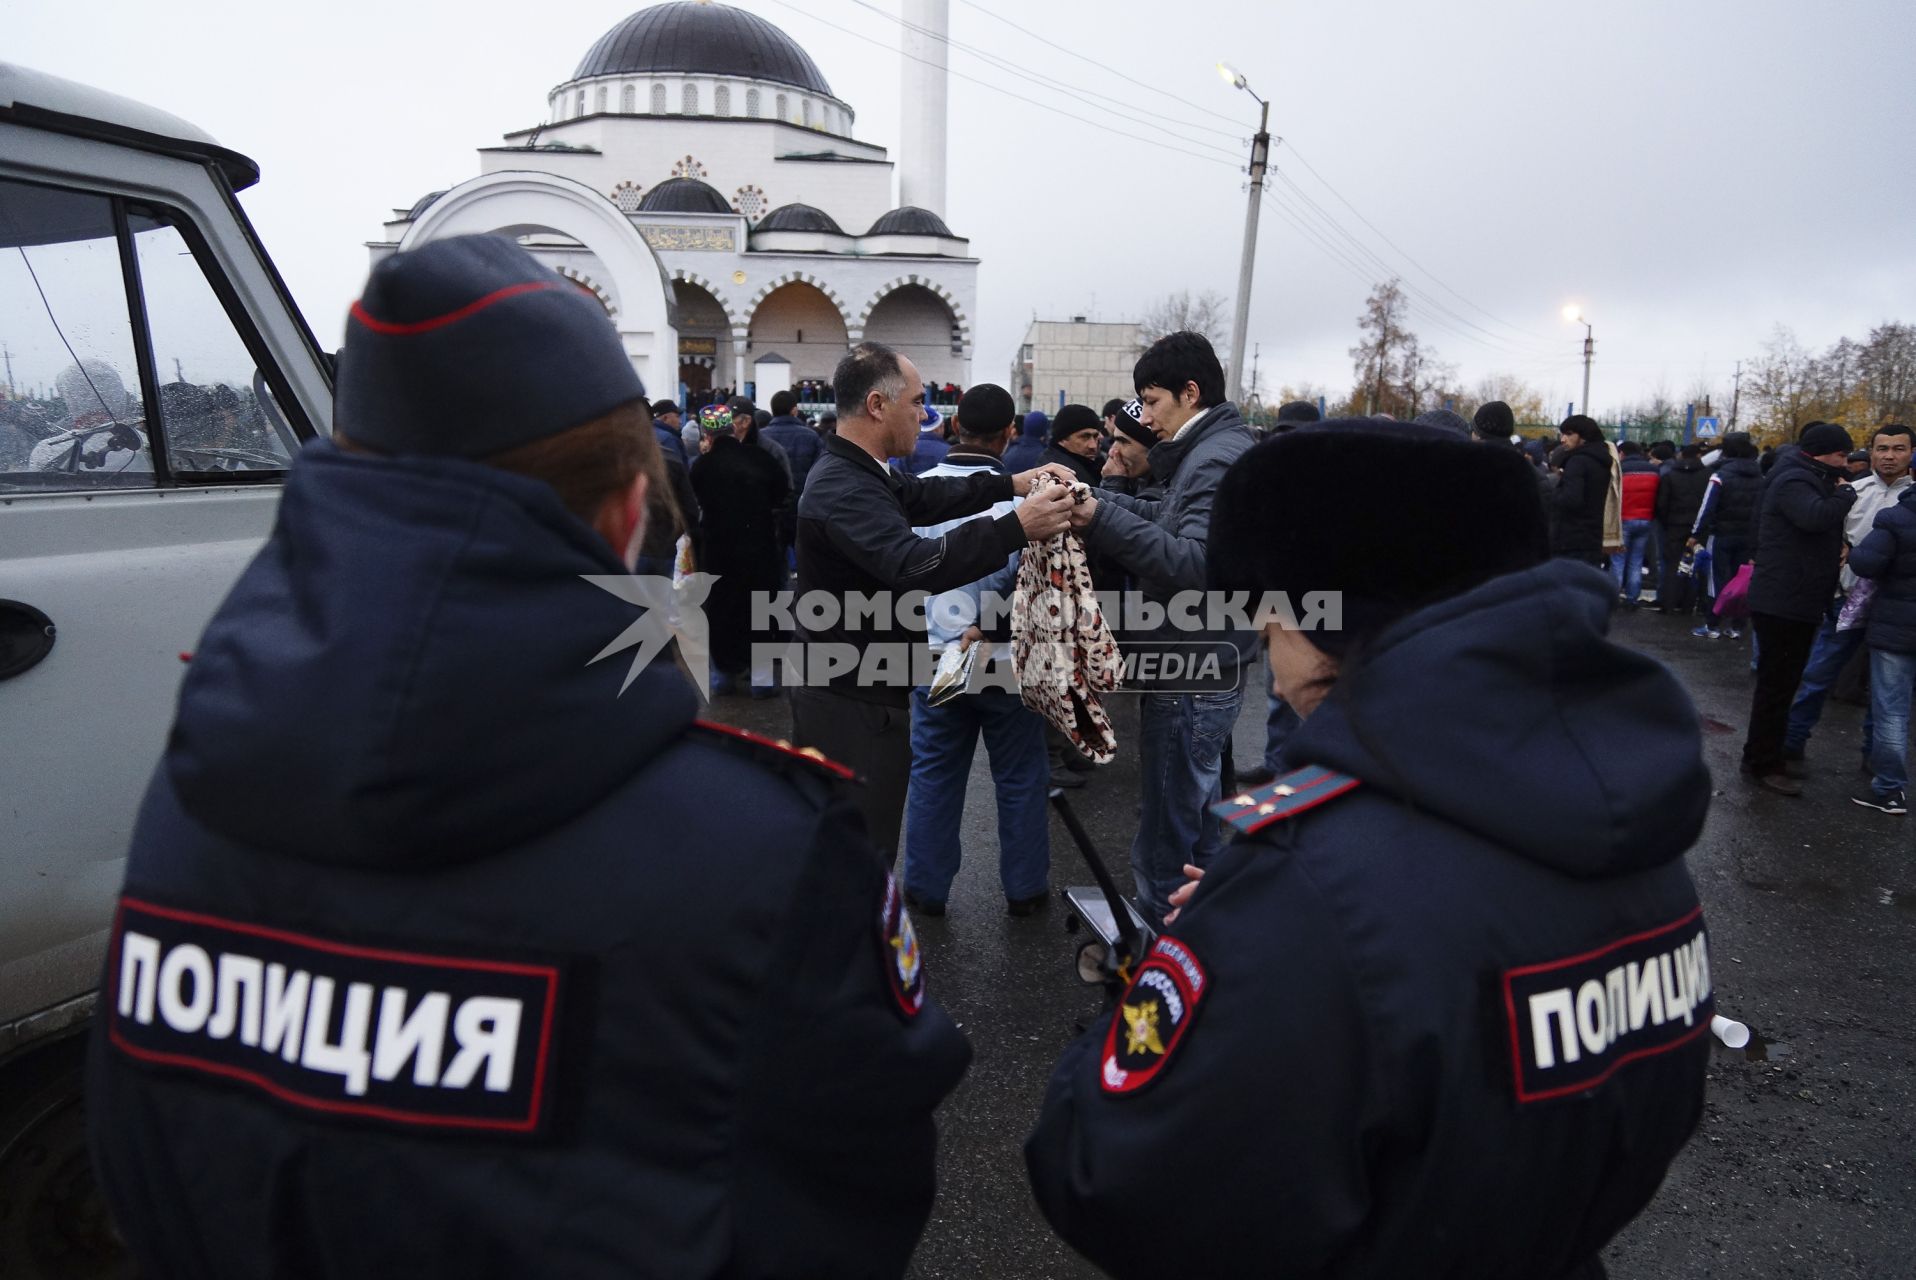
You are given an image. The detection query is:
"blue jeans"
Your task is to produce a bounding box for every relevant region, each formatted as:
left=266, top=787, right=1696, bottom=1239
left=1133, top=685, right=1243, bottom=924
left=903, top=683, right=1049, bottom=903
left=1785, top=610, right=1872, bottom=756
left=1611, top=519, right=1653, bottom=601
left=1868, top=650, right=1915, bottom=797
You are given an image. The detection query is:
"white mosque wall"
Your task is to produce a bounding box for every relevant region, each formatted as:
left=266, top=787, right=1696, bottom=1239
left=490, top=116, right=893, bottom=233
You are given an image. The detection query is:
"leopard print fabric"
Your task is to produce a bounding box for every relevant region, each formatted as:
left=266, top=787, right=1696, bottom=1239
left=1010, top=472, right=1120, bottom=763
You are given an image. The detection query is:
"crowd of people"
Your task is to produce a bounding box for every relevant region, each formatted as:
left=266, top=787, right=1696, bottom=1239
left=86, top=233, right=1794, bottom=1279
left=1526, top=412, right=1914, bottom=812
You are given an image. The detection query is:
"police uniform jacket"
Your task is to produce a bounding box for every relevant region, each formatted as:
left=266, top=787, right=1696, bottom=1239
left=1026, top=561, right=1714, bottom=1280
left=87, top=441, right=970, bottom=1279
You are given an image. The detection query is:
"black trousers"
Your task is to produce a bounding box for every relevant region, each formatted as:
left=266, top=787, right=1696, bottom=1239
left=791, top=685, right=910, bottom=864
left=1743, top=612, right=1820, bottom=775
left=1656, top=530, right=1694, bottom=613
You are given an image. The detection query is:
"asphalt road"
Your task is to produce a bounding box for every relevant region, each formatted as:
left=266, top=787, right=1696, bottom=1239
left=707, top=609, right=1916, bottom=1279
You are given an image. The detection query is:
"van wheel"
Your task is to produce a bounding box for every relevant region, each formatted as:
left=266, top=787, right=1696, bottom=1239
left=0, top=1038, right=125, bottom=1280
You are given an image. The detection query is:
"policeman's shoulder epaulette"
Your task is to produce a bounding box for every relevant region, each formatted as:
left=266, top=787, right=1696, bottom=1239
left=690, top=720, right=858, bottom=784
left=1210, top=764, right=1361, bottom=836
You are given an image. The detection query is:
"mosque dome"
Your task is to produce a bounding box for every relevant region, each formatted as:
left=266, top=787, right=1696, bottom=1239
left=574, top=2, right=835, bottom=97
left=637, top=177, right=732, bottom=214
left=867, top=206, right=956, bottom=238
left=754, top=202, right=844, bottom=234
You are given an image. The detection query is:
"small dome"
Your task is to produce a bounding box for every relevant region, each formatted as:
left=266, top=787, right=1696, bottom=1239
left=754, top=202, right=844, bottom=234
left=407, top=190, right=446, bottom=219
left=637, top=177, right=731, bottom=214
left=575, top=2, right=834, bottom=97
left=866, top=206, right=956, bottom=238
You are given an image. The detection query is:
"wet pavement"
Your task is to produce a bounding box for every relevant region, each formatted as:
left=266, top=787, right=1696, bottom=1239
left=705, top=608, right=1916, bottom=1278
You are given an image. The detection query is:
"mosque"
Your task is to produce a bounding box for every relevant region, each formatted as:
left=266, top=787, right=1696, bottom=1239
left=369, top=0, right=973, bottom=405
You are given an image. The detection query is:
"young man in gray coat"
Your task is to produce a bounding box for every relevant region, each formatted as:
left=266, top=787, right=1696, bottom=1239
left=1066, top=331, right=1258, bottom=923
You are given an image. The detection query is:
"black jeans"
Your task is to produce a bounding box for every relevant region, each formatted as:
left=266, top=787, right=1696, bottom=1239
left=1743, top=612, right=1820, bottom=776
left=791, top=685, right=911, bottom=864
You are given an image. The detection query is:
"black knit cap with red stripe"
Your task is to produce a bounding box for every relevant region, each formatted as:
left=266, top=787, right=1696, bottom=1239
left=1208, top=419, right=1549, bottom=655
left=337, top=234, right=646, bottom=457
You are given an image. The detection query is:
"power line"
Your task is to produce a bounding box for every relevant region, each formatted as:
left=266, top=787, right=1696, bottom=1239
left=1262, top=190, right=1582, bottom=376
left=847, top=0, right=1248, bottom=145
left=1278, top=141, right=1556, bottom=343
left=760, top=0, right=1245, bottom=169
left=1268, top=170, right=1562, bottom=360
left=956, top=0, right=1252, bottom=130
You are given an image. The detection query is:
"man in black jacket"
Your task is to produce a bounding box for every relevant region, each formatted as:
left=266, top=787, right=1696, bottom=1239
left=791, top=342, right=1075, bottom=861
left=1655, top=444, right=1711, bottom=613
left=1741, top=422, right=1857, bottom=794
left=1551, top=415, right=1612, bottom=566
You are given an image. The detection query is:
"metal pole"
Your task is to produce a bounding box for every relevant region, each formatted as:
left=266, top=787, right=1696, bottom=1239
left=1228, top=97, right=1270, bottom=405
left=1579, top=323, right=1593, bottom=417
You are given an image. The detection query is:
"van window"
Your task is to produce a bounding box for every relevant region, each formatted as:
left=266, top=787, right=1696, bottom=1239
left=0, top=177, right=155, bottom=490
left=128, top=208, right=296, bottom=474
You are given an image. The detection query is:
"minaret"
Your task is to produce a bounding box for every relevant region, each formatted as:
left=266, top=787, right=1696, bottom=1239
left=898, top=0, right=949, bottom=217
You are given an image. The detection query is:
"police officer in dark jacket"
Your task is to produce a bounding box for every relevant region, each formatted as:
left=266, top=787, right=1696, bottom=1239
left=87, top=236, right=970, bottom=1279
left=792, top=342, right=1075, bottom=861
left=1740, top=422, right=1857, bottom=793
left=1027, top=421, right=1713, bottom=1280
left=1552, top=414, right=1613, bottom=565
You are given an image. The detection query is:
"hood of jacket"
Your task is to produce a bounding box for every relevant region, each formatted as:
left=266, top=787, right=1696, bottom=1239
left=165, top=440, right=700, bottom=870
left=1287, top=559, right=1709, bottom=879
left=1772, top=445, right=1846, bottom=486
left=1671, top=456, right=1705, bottom=475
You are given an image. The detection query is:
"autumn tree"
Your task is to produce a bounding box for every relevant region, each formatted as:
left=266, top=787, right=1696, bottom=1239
left=1140, top=289, right=1230, bottom=349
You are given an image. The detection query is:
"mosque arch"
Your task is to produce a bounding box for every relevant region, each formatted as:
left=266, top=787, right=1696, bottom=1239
left=747, top=277, right=852, bottom=382
left=855, top=276, right=970, bottom=348
left=398, top=171, right=678, bottom=393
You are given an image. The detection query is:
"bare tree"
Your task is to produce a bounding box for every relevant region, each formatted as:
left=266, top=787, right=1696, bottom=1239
left=1139, top=289, right=1231, bottom=349
left=1858, top=323, right=1916, bottom=426
left=1464, top=373, right=1549, bottom=427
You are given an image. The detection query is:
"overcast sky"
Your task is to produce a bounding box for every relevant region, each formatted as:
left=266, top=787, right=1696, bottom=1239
left=15, top=0, right=1914, bottom=418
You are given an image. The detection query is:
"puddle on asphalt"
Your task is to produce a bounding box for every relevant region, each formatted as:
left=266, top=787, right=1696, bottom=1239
left=1742, top=1031, right=1791, bottom=1062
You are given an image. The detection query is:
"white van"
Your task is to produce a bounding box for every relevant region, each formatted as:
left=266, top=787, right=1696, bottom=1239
left=0, top=63, right=332, bottom=1275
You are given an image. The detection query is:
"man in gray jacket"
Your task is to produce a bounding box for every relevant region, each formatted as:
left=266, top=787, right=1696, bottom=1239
left=1066, top=331, right=1258, bottom=923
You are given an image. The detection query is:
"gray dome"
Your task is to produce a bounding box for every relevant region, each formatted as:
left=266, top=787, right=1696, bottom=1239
left=575, top=2, right=834, bottom=97
left=754, top=202, right=844, bottom=234
left=407, top=190, right=446, bottom=219
left=866, top=206, right=956, bottom=237
left=638, top=177, right=730, bottom=214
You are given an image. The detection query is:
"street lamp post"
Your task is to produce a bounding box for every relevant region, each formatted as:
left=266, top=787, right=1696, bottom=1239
left=1563, top=304, right=1594, bottom=417
left=1220, top=62, right=1270, bottom=406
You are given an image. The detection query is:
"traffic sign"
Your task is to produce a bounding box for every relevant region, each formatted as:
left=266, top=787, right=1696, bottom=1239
left=1695, top=416, right=1722, bottom=437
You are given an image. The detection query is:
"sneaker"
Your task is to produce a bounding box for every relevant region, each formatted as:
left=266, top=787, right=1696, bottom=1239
left=1049, top=767, right=1086, bottom=789
left=1782, top=757, right=1809, bottom=780
left=1006, top=891, right=1050, bottom=918
left=902, top=888, right=947, bottom=917
left=1690, top=625, right=1720, bottom=640
left=1852, top=790, right=1908, bottom=816
left=1724, top=626, right=1743, bottom=640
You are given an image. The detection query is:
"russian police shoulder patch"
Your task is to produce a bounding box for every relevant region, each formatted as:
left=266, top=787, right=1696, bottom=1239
left=1100, top=936, right=1209, bottom=1096
left=692, top=720, right=857, bottom=782
left=878, top=873, right=924, bottom=1019
left=104, top=896, right=567, bottom=1137
left=1501, top=905, right=1713, bottom=1104
left=1210, top=765, right=1360, bottom=837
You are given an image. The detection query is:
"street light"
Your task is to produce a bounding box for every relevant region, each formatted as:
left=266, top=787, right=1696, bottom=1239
left=1563, top=304, right=1594, bottom=418
left=1219, top=62, right=1270, bottom=406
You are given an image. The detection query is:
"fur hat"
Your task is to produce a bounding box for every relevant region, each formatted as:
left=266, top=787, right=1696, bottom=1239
left=338, top=234, right=644, bottom=456
left=1209, top=419, right=1549, bottom=654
